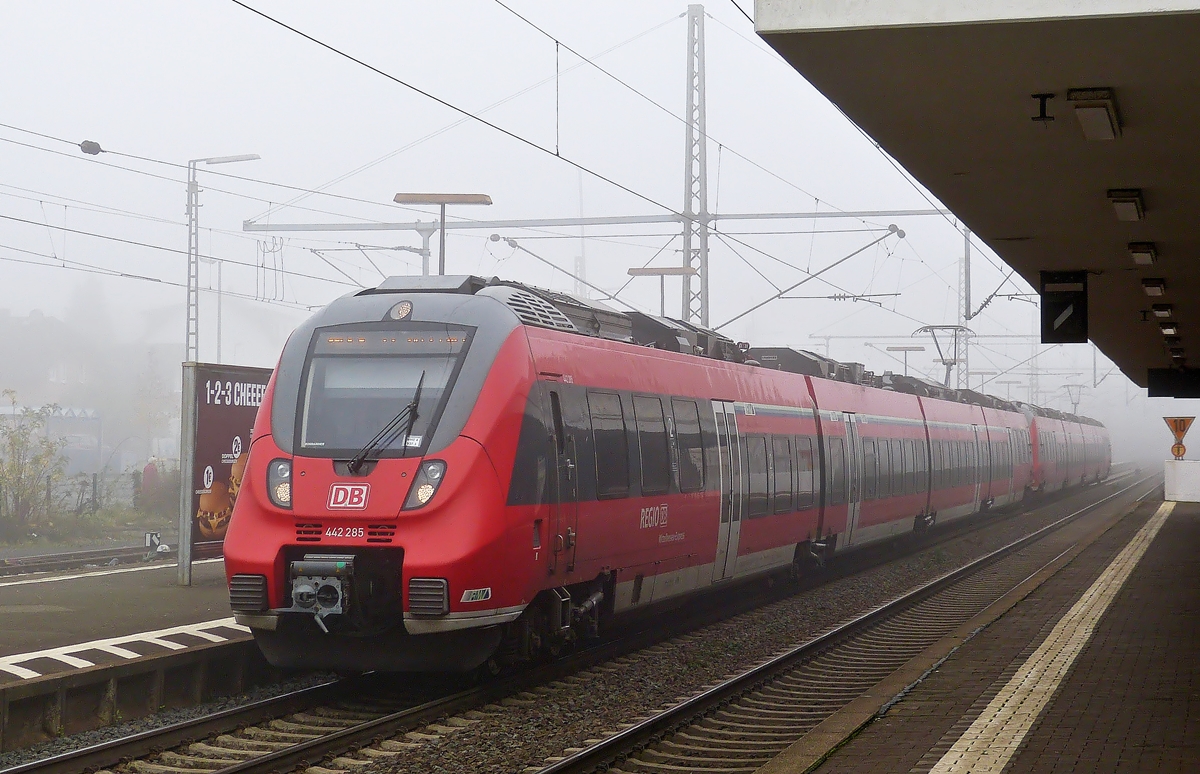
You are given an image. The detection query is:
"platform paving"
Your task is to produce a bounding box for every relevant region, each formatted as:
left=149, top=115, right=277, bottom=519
left=0, top=557, right=235, bottom=668
left=788, top=497, right=1198, bottom=774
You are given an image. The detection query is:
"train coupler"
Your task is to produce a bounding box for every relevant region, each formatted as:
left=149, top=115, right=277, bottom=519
left=285, top=554, right=354, bottom=634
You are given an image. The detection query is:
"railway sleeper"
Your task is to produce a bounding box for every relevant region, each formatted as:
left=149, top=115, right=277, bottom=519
left=723, top=698, right=833, bottom=714
left=715, top=707, right=825, bottom=723
left=671, top=731, right=791, bottom=750
left=756, top=682, right=860, bottom=697
left=156, top=750, right=240, bottom=768
left=290, top=711, right=361, bottom=727
left=689, top=722, right=801, bottom=740
left=702, top=715, right=806, bottom=731
left=187, top=742, right=262, bottom=759
left=329, top=756, right=373, bottom=767
left=269, top=718, right=345, bottom=733
left=129, top=761, right=216, bottom=774
left=619, top=757, right=760, bottom=773
left=655, top=739, right=788, bottom=757
left=641, top=749, right=775, bottom=767
left=242, top=725, right=322, bottom=742
left=738, top=695, right=843, bottom=710
left=310, top=705, right=385, bottom=720
left=214, top=733, right=292, bottom=751
left=357, top=746, right=403, bottom=758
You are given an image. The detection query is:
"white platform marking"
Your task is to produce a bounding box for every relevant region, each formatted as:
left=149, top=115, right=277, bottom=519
left=929, top=500, right=1175, bottom=774
left=0, top=616, right=251, bottom=680
left=0, top=557, right=223, bottom=587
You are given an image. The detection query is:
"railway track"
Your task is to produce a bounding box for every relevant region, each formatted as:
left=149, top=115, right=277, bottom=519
left=1, top=469, right=1145, bottom=774
left=0, top=545, right=170, bottom=577
left=537, top=471, right=1159, bottom=774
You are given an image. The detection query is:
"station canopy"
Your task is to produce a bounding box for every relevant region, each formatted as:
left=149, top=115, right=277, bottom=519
left=756, top=1, right=1200, bottom=395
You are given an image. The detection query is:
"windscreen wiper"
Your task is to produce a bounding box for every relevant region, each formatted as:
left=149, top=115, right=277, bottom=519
left=346, top=371, right=425, bottom=475
left=400, top=369, right=426, bottom=459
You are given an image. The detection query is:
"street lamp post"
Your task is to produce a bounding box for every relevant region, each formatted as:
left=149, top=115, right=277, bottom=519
left=885, top=345, right=925, bottom=376
left=627, top=266, right=698, bottom=317
left=392, top=194, right=493, bottom=275
left=996, top=379, right=1023, bottom=401
left=973, top=370, right=999, bottom=392
left=186, top=154, right=260, bottom=363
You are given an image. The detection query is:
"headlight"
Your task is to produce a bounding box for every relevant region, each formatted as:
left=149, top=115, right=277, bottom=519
left=267, top=458, right=293, bottom=509
left=403, top=460, right=447, bottom=510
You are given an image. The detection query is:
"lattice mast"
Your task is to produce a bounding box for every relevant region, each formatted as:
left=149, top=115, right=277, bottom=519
left=956, top=226, right=971, bottom=388
left=681, top=4, right=710, bottom=326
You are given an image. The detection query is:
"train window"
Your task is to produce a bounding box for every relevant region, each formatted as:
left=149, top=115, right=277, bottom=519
left=828, top=436, right=846, bottom=506
left=772, top=436, right=793, bottom=513
left=671, top=399, right=704, bottom=493
left=633, top=396, right=670, bottom=496
left=588, top=391, right=629, bottom=499
left=890, top=439, right=903, bottom=496
left=747, top=436, right=770, bottom=518
left=877, top=440, right=891, bottom=498
left=795, top=436, right=815, bottom=509
left=932, top=441, right=943, bottom=488
left=862, top=439, right=877, bottom=500
left=902, top=441, right=914, bottom=494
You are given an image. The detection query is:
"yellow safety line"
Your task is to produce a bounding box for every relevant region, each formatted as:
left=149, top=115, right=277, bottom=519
left=929, top=500, right=1176, bottom=773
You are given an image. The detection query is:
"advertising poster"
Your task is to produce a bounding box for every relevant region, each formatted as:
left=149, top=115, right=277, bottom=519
left=186, top=363, right=272, bottom=559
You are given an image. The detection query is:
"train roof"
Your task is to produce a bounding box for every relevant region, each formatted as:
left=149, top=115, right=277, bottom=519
left=363, top=274, right=1103, bottom=428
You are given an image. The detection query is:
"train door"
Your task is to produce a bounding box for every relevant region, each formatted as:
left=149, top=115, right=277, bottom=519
left=971, top=425, right=986, bottom=507
left=712, top=401, right=742, bottom=581
left=548, top=389, right=579, bottom=574
left=843, top=413, right=864, bottom=545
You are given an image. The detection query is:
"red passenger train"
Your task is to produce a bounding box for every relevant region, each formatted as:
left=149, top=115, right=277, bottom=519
left=224, top=276, right=1110, bottom=672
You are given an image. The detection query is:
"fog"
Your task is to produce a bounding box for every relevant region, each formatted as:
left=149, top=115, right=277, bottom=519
left=0, top=1, right=1184, bottom=476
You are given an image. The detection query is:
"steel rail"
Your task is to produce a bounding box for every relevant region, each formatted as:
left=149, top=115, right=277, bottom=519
left=537, top=471, right=1160, bottom=774
left=0, top=680, right=344, bottom=774
left=0, top=545, right=171, bottom=577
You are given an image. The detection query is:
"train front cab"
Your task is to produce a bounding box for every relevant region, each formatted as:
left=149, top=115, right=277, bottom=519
left=224, top=288, right=566, bottom=673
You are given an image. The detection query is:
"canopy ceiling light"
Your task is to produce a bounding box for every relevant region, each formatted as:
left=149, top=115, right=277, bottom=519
left=1170, top=347, right=1186, bottom=359
left=1128, top=242, right=1157, bottom=266
left=1108, top=189, right=1145, bottom=222
left=1152, top=304, right=1174, bottom=318
left=1161, top=323, right=1179, bottom=336
left=1142, top=278, right=1166, bottom=296
left=1164, top=336, right=1182, bottom=347
left=1067, top=88, right=1121, bottom=140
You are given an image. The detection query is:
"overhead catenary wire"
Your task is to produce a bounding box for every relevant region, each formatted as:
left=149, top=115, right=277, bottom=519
left=0, top=212, right=359, bottom=288
left=715, top=227, right=903, bottom=330
left=244, top=16, right=680, bottom=222
left=0, top=120, right=439, bottom=221
left=495, top=236, right=640, bottom=311
left=0, top=242, right=316, bottom=310
left=490, top=0, right=851, bottom=216
left=228, top=0, right=688, bottom=223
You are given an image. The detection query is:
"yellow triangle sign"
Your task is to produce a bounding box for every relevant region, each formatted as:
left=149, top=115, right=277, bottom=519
left=1164, top=416, right=1196, bottom=444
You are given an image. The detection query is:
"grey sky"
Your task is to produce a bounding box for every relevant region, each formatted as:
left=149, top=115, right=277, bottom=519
left=0, top=1, right=1179, bottom=460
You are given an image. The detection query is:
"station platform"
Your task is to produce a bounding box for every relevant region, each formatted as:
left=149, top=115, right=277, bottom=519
left=764, top=492, right=1198, bottom=773
left=0, top=558, right=247, bottom=683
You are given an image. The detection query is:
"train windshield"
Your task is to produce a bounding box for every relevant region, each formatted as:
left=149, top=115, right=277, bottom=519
left=297, top=326, right=471, bottom=457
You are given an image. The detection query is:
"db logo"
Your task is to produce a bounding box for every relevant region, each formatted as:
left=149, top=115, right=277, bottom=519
left=328, top=484, right=370, bottom=510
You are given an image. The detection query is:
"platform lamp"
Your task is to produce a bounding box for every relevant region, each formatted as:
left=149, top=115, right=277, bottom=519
left=885, top=345, right=925, bottom=377
left=996, top=379, right=1023, bottom=401
left=973, top=371, right=999, bottom=392
left=392, top=193, right=492, bottom=275
left=627, top=266, right=698, bottom=317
